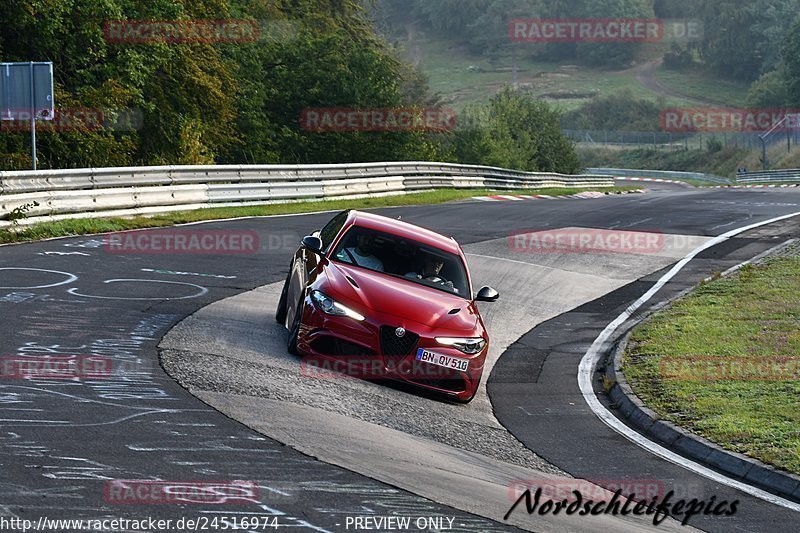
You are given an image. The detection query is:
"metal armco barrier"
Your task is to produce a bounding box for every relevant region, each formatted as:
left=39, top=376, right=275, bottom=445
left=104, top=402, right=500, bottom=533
left=737, top=169, right=800, bottom=183
left=0, top=162, right=614, bottom=228
left=585, top=167, right=731, bottom=185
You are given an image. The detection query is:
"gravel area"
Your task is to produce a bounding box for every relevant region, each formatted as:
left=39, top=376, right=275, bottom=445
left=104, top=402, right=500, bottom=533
left=161, top=345, right=563, bottom=474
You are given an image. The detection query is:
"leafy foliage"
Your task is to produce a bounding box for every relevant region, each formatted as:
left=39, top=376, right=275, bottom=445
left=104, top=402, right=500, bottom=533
left=393, top=0, right=652, bottom=68
left=561, top=89, right=663, bottom=131
left=745, top=70, right=790, bottom=107
left=661, top=0, right=800, bottom=82
left=783, top=18, right=800, bottom=107
left=447, top=88, right=581, bottom=173
left=0, top=0, right=600, bottom=173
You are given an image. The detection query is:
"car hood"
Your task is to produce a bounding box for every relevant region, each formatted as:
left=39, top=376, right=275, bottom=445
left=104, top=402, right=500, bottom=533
left=323, top=262, right=480, bottom=332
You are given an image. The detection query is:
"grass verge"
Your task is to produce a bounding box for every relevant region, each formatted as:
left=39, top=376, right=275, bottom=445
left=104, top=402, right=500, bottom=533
left=577, top=145, right=747, bottom=179
left=622, top=256, right=800, bottom=474
left=404, top=28, right=693, bottom=110
left=0, top=186, right=637, bottom=245
left=654, top=66, right=750, bottom=107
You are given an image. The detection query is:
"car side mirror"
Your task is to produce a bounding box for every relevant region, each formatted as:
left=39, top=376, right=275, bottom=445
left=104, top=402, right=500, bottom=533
left=475, top=286, right=499, bottom=302
left=302, top=235, right=324, bottom=255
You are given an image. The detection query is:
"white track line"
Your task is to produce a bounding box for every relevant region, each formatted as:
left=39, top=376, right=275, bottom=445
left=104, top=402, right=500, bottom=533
left=578, top=211, right=800, bottom=512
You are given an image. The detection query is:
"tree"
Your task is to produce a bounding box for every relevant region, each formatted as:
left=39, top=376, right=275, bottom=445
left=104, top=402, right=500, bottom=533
left=449, top=88, right=581, bottom=173
left=746, top=0, right=800, bottom=76
left=688, top=0, right=800, bottom=81
left=573, top=0, right=654, bottom=68
left=561, top=90, right=662, bottom=131
left=746, top=70, right=790, bottom=107
left=782, top=18, right=800, bottom=106
left=0, top=0, right=445, bottom=168
left=412, top=0, right=490, bottom=39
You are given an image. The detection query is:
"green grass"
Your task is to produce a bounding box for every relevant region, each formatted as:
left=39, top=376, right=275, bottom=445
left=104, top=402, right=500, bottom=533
left=577, top=145, right=748, bottom=179
left=623, top=258, right=800, bottom=474
left=654, top=67, right=750, bottom=107
left=0, top=186, right=637, bottom=245
left=407, top=30, right=696, bottom=112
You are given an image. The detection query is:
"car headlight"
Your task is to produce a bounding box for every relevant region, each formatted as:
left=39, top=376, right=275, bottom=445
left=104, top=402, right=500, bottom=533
left=435, top=337, right=486, bottom=355
left=311, top=290, right=365, bottom=321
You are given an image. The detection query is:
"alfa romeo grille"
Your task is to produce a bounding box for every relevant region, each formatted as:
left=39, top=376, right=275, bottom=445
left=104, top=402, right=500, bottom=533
left=380, top=326, right=419, bottom=359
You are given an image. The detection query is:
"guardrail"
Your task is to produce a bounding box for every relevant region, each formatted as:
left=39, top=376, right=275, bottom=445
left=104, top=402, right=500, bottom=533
left=0, top=162, right=614, bottom=228
left=736, top=169, right=800, bottom=183
left=585, top=167, right=731, bottom=185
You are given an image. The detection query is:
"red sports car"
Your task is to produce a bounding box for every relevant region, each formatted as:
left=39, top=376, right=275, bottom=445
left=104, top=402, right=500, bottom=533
left=275, top=210, right=498, bottom=403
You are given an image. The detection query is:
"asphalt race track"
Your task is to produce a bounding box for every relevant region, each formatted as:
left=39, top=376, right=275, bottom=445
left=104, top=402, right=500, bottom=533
left=2, top=184, right=800, bottom=532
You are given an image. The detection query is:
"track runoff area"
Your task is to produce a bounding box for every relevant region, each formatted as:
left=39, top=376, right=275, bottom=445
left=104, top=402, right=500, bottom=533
left=1, top=184, right=799, bottom=531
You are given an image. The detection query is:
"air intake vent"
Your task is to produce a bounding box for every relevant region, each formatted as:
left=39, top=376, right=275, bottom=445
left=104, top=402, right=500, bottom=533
left=448, top=308, right=461, bottom=315
left=345, top=276, right=359, bottom=288
left=380, top=326, right=419, bottom=359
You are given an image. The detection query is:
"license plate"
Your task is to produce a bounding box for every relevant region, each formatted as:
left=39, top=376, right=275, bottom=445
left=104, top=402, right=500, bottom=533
left=415, top=348, right=469, bottom=372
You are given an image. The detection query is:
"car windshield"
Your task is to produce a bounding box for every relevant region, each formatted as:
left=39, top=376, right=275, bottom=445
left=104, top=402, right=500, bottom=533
left=331, top=226, right=469, bottom=298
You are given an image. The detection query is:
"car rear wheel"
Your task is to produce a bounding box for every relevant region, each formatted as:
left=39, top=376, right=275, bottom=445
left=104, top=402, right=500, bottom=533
left=287, top=297, right=304, bottom=355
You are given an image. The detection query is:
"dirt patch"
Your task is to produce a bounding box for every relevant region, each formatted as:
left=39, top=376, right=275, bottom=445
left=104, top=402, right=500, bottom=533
left=539, top=90, right=599, bottom=100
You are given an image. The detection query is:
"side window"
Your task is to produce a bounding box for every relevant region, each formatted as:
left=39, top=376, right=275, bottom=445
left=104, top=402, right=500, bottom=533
left=319, top=211, right=348, bottom=252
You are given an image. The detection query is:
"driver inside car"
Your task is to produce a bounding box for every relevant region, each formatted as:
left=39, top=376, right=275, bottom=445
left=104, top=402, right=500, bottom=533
left=405, top=253, right=456, bottom=292
left=336, top=232, right=384, bottom=272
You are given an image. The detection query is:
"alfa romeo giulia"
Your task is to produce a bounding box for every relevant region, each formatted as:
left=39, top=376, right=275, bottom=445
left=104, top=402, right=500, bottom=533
left=275, top=210, right=498, bottom=403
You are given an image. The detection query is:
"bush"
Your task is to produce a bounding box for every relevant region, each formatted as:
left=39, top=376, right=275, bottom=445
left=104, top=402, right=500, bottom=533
left=706, top=138, right=724, bottom=153
left=561, top=90, right=663, bottom=131
left=745, top=70, right=790, bottom=107
left=448, top=88, right=581, bottom=174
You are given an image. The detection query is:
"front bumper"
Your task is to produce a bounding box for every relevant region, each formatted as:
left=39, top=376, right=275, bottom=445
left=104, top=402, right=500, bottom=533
left=295, top=295, right=486, bottom=401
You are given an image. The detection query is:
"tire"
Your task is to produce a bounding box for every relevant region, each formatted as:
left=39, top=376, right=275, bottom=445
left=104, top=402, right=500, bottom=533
left=275, top=270, right=292, bottom=325
left=287, top=297, right=304, bottom=355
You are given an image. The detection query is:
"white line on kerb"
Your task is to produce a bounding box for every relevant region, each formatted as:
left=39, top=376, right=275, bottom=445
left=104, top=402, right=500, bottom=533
left=578, top=211, right=800, bottom=513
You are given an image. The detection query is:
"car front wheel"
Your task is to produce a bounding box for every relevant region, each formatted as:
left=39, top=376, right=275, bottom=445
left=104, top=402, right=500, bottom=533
left=287, top=297, right=304, bottom=355
left=275, top=269, right=292, bottom=325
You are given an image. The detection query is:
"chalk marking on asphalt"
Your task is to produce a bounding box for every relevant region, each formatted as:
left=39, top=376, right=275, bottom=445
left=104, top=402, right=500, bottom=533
left=141, top=268, right=237, bottom=280
left=37, top=251, right=90, bottom=256
left=578, top=210, right=800, bottom=512
left=619, top=217, right=653, bottom=229
left=66, top=279, right=208, bottom=301
left=709, top=219, right=739, bottom=231
left=0, top=268, right=78, bottom=290
left=466, top=252, right=615, bottom=280
left=465, top=253, right=542, bottom=269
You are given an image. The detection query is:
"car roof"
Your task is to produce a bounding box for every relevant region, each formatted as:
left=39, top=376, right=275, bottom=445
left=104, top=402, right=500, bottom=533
left=348, top=211, right=461, bottom=255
